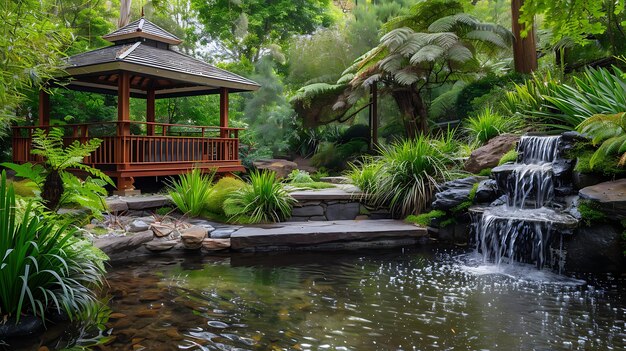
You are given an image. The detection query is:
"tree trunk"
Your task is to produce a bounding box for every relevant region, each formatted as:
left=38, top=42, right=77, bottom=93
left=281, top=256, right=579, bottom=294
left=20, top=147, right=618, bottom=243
left=511, top=0, right=538, bottom=73
left=391, top=88, right=428, bottom=138
left=119, top=0, right=132, bottom=28
left=42, top=169, right=63, bottom=211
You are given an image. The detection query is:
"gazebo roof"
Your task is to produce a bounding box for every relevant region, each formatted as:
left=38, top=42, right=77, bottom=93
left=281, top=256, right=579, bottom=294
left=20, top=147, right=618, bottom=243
left=62, top=18, right=260, bottom=98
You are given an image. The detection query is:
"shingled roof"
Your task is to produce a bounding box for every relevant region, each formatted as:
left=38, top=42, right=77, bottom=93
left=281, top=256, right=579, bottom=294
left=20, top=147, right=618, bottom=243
left=103, top=18, right=182, bottom=45
left=62, top=18, right=259, bottom=98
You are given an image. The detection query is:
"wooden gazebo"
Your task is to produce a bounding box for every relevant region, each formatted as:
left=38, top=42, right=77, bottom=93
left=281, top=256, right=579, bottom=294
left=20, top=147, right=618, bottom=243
left=12, top=18, right=260, bottom=195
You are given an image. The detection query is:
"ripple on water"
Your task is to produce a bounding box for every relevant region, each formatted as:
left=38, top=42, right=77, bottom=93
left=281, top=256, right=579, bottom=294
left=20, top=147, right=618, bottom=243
left=98, top=249, right=626, bottom=351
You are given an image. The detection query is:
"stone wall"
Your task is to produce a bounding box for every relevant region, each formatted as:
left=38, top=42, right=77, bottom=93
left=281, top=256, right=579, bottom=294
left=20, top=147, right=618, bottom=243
left=288, top=200, right=364, bottom=222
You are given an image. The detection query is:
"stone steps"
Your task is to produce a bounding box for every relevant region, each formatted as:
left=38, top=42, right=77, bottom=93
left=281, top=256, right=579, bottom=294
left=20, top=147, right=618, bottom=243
left=230, top=219, right=427, bottom=252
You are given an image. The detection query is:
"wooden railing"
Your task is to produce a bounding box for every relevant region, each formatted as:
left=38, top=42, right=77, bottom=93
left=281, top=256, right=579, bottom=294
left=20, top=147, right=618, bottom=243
left=12, top=121, right=242, bottom=167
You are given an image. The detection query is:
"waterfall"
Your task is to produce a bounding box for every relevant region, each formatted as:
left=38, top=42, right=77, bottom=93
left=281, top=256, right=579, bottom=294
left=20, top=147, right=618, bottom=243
left=473, top=135, right=575, bottom=269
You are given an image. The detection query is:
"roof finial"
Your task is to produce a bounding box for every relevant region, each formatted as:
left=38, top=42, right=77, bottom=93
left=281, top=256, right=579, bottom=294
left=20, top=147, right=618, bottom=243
left=141, top=6, right=144, bottom=17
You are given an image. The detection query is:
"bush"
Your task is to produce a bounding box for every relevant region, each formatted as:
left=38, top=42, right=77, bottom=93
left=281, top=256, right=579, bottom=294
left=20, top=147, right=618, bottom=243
left=405, top=210, right=446, bottom=226
left=286, top=169, right=314, bottom=183
left=223, top=171, right=296, bottom=223
left=0, top=171, right=106, bottom=325
left=166, top=168, right=215, bottom=217
left=456, top=73, right=527, bottom=119
left=350, top=136, right=454, bottom=217
left=338, top=124, right=370, bottom=144
left=464, top=107, right=515, bottom=144
left=206, top=177, right=247, bottom=215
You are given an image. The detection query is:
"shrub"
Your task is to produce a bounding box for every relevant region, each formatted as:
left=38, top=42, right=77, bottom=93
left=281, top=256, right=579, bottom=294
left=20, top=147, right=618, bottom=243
left=405, top=210, right=446, bottom=226
left=0, top=171, right=106, bottom=324
left=346, top=157, right=384, bottom=196
left=286, top=169, right=314, bottom=183
left=223, top=171, right=296, bottom=223
left=464, top=107, right=514, bottom=144
left=206, top=176, right=247, bottom=215
left=166, top=168, right=215, bottom=217
left=499, top=148, right=518, bottom=165
left=456, top=72, right=527, bottom=119
left=376, top=136, right=453, bottom=217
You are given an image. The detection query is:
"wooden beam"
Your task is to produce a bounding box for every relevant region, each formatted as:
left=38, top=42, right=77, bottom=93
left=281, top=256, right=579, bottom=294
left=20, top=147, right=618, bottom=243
left=115, top=70, right=136, bottom=194
left=38, top=90, right=50, bottom=126
left=146, top=88, right=155, bottom=136
left=220, top=87, right=229, bottom=138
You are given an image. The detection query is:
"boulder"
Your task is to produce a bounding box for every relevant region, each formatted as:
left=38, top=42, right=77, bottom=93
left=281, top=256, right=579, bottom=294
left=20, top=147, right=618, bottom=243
left=210, top=228, right=236, bottom=239
left=432, top=176, right=486, bottom=210
left=579, top=178, right=626, bottom=220
left=252, top=159, right=298, bottom=178
left=475, top=179, right=498, bottom=203
left=150, top=222, right=174, bottom=237
left=95, top=230, right=154, bottom=256
left=180, top=226, right=208, bottom=249
left=202, top=238, right=231, bottom=251
left=564, top=223, right=626, bottom=273
left=464, top=134, right=520, bottom=174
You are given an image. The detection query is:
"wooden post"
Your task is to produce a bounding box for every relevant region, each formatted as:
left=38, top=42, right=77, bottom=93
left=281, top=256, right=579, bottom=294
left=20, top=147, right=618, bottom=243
left=219, top=87, right=229, bottom=138
left=511, top=0, right=537, bottom=73
left=370, top=83, right=378, bottom=150
left=38, top=90, right=50, bottom=127
left=146, top=88, right=155, bottom=136
left=114, top=71, right=138, bottom=195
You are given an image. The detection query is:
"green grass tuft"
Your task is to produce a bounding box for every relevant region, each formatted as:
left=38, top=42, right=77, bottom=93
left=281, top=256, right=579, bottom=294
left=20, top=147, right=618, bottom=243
left=405, top=210, right=446, bottom=226
left=498, top=148, right=518, bottom=165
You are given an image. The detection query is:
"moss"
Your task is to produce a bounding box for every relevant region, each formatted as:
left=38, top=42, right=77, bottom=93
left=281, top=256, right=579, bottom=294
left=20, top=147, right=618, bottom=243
left=440, top=217, right=457, bottom=228
left=405, top=210, right=446, bottom=226
left=574, top=149, right=626, bottom=176
left=288, top=182, right=335, bottom=190
left=498, top=148, right=518, bottom=165
left=206, top=177, right=247, bottom=215
left=155, top=206, right=173, bottom=216
left=451, top=183, right=479, bottom=213
left=578, top=199, right=607, bottom=226
left=477, top=168, right=492, bottom=177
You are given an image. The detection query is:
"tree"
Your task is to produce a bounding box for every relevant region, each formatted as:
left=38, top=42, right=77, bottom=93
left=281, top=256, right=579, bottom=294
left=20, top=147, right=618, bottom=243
left=191, top=0, right=334, bottom=64
left=0, top=0, right=70, bottom=133
left=511, top=0, right=536, bottom=73
left=337, top=0, right=511, bottom=136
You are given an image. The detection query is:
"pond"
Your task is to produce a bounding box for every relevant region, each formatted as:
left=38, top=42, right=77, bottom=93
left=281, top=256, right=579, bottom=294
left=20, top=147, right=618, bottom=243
left=103, top=248, right=626, bottom=350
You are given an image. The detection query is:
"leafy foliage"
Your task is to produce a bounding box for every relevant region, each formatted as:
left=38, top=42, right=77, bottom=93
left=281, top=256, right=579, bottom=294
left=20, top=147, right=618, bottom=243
left=577, top=112, right=626, bottom=168
left=505, top=67, right=626, bottom=131
left=0, top=171, right=106, bottom=324
left=167, top=168, right=215, bottom=218
left=286, top=169, right=314, bottom=184
left=223, top=171, right=295, bottom=224
left=464, top=108, right=517, bottom=144
left=348, top=135, right=455, bottom=217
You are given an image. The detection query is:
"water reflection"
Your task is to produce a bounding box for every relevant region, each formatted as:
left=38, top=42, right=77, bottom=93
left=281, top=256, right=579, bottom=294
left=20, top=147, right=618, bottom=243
left=103, top=248, right=626, bottom=350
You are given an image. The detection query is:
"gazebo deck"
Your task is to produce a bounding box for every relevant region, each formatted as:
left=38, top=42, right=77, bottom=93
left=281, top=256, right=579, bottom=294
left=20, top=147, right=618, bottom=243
left=12, top=121, right=245, bottom=178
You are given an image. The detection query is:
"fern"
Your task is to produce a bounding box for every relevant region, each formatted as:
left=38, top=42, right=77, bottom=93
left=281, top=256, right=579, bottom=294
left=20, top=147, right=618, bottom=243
left=577, top=112, right=626, bottom=167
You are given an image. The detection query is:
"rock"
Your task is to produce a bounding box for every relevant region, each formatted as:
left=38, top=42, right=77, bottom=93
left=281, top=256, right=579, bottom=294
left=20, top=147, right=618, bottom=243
left=490, top=195, right=507, bottom=207
left=210, top=228, right=235, bottom=239
left=95, top=230, right=154, bottom=256
left=579, top=179, right=626, bottom=219
left=109, top=313, right=127, bottom=319
left=572, top=170, right=606, bottom=190
left=180, top=226, right=208, bottom=249
left=326, top=202, right=360, bottom=221
left=564, top=223, right=626, bottom=273
left=0, top=315, right=44, bottom=339
left=252, top=159, right=298, bottom=178
left=128, top=220, right=150, bottom=233
left=202, top=238, right=231, bottom=251
left=561, top=131, right=589, bottom=143
left=292, top=205, right=325, bottom=217
left=106, top=199, right=129, bottom=213
left=475, top=179, right=498, bottom=203
left=464, top=134, right=520, bottom=174
left=150, top=222, right=174, bottom=237
left=552, top=158, right=574, bottom=178
left=123, top=195, right=171, bottom=210
left=432, top=176, right=486, bottom=210
left=145, top=239, right=178, bottom=252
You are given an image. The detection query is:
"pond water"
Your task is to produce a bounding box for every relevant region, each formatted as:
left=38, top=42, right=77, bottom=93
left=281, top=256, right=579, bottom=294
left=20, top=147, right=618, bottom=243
left=103, top=248, right=626, bottom=351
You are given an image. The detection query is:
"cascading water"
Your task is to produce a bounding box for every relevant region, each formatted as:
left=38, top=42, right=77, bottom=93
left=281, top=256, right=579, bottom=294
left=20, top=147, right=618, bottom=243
left=473, top=135, right=576, bottom=269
